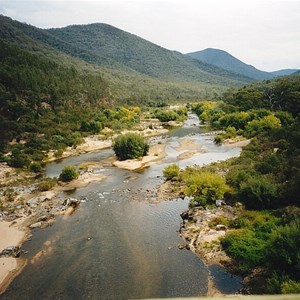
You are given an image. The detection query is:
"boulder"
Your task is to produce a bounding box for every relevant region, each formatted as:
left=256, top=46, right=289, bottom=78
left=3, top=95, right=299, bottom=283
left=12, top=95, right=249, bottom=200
left=29, top=221, right=42, bottom=229
left=63, top=197, right=80, bottom=208
left=216, top=224, right=227, bottom=231
left=0, top=246, right=20, bottom=257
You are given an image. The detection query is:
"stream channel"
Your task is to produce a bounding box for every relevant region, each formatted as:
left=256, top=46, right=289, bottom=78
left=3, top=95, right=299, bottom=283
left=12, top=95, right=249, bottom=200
left=2, top=114, right=242, bottom=299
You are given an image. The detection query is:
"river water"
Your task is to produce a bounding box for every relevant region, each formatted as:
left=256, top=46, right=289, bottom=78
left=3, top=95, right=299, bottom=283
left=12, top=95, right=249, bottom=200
left=2, top=114, right=242, bottom=299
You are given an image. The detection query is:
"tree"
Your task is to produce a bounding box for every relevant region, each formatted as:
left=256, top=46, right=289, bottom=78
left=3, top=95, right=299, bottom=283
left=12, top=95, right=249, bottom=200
left=113, top=133, right=149, bottom=161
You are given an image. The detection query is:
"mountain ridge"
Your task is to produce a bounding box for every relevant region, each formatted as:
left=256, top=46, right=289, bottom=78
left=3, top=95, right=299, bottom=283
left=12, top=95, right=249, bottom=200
left=186, top=48, right=274, bottom=81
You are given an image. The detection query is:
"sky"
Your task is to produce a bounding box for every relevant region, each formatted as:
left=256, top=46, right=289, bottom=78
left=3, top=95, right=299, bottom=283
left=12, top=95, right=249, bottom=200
left=1, top=0, right=300, bottom=72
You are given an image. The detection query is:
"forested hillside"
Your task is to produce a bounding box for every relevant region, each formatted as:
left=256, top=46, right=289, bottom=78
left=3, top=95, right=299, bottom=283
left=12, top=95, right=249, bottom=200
left=0, top=16, right=251, bottom=103
left=186, top=48, right=273, bottom=81
left=0, top=41, right=111, bottom=155
left=46, top=23, right=252, bottom=84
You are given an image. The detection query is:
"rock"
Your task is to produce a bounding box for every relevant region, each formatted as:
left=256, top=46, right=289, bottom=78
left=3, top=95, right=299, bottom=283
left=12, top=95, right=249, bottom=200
left=180, top=211, right=189, bottom=220
left=216, top=199, right=224, bottom=206
left=216, top=224, right=227, bottom=231
left=29, top=221, right=42, bottom=229
left=0, top=246, right=20, bottom=257
left=63, top=197, right=80, bottom=208
left=38, top=215, right=48, bottom=222
left=178, top=243, right=189, bottom=250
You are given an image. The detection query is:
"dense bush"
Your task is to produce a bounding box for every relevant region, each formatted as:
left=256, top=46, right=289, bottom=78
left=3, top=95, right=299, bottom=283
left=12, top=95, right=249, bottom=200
left=238, top=176, right=278, bottom=209
left=221, top=229, right=268, bottom=272
left=113, top=133, right=149, bottom=161
left=163, top=164, right=180, bottom=181
left=266, top=220, right=300, bottom=280
left=59, top=166, right=79, bottom=182
left=30, top=162, right=43, bottom=173
left=181, top=168, right=228, bottom=207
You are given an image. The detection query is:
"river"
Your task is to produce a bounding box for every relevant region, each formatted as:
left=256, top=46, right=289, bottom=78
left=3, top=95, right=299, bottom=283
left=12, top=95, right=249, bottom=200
left=2, top=114, right=242, bottom=299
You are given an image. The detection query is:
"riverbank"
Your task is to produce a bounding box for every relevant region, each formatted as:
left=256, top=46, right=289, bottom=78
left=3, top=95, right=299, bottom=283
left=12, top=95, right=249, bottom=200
left=0, top=168, right=107, bottom=295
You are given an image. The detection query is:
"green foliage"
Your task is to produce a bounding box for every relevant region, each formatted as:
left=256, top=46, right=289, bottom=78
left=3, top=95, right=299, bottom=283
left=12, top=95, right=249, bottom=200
left=180, top=168, right=229, bottom=207
left=214, top=135, right=224, bottom=144
left=221, top=229, right=268, bottom=272
left=222, top=75, right=300, bottom=115
left=37, top=177, right=57, bottom=191
left=113, top=133, right=149, bottom=161
left=238, top=176, right=278, bottom=209
left=281, top=280, right=300, bottom=294
left=228, top=211, right=281, bottom=237
left=59, top=166, right=79, bottom=182
left=80, top=121, right=103, bottom=134
left=7, top=148, right=31, bottom=169
left=185, top=73, right=300, bottom=293
left=245, top=114, right=281, bottom=137
left=266, top=219, right=300, bottom=280
left=30, top=162, right=43, bottom=173
left=154, top=110, right=179, bottom=122
left=163, top=164, right=180, bottom=181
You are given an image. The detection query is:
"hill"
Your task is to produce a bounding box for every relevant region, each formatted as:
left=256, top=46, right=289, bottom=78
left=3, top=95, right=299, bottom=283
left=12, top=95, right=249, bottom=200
left=186, top=48, right=274, bottom=81
left=45, top=23, right=252, bottom=85
left=270, top=69, right=299, bottom=77
left=0, top=15, right=252, bottom=99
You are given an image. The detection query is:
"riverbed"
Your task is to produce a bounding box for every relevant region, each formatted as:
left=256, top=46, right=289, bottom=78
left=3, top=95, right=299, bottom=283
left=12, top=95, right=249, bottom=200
left=2, top=114, right=243, bottom=299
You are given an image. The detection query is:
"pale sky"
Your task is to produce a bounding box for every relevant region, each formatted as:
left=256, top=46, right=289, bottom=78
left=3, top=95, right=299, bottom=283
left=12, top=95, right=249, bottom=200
left=1, top=0, right=300, bottom=72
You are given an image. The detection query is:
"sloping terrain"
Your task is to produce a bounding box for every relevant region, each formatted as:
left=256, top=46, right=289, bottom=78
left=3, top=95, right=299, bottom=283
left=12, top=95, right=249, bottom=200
left=186, top=48, right=273, bottom=81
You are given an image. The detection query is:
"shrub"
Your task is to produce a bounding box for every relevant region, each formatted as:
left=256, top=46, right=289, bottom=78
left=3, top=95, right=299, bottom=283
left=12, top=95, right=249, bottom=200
left=154, top=110, right=179, bottom=122
left=30, top=162, right=42, bottom=173
left=163, top=164, right=180, bottom=181
left=181, top=170, right=229, bottom=207
left=266, top=220, right=300, bottom=279
left=37, top=177, right=57, bottom=191
left=214, top=135, right=223, bottom=144
left=8, top=148, right=30, bottom=168
left=281, top=279, right=300, bottom=294
left=59, top=166, right=79, bottom=182
left=113, top=133, right=149, bottom=161
left=239, top=176, right=278, bottom=209
left=221, top=229, right=268, bottom=272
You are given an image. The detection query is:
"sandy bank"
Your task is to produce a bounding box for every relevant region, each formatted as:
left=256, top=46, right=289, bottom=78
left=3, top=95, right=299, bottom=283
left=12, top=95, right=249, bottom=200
left=47, top=137, right=112, bottom=162
left=0, top=218, right=28, bottom=294
left=224, top=138, right=251, bottom=148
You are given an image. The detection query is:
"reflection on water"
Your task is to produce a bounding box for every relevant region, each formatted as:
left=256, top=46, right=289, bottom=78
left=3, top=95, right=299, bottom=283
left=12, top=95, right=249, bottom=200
left=3, top=114, right=242, bottom=299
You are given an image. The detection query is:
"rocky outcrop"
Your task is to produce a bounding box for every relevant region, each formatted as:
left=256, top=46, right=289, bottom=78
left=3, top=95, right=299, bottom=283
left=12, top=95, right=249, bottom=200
left=179, top=205, right=237, bottom=266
